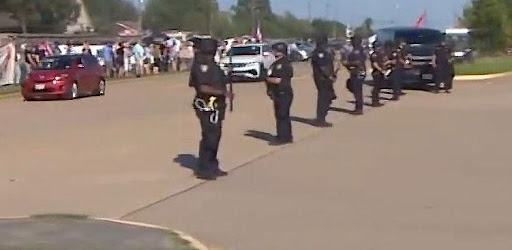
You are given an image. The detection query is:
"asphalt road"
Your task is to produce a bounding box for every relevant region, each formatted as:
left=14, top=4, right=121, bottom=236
left=1, top=64, right=512, bottom=249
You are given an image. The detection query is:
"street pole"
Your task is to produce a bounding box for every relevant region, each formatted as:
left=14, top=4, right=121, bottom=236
left=138, top=0, right=144, bottom=33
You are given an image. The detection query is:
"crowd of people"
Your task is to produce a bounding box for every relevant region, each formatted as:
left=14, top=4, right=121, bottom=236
left=12, top=37, right=198, bottom=85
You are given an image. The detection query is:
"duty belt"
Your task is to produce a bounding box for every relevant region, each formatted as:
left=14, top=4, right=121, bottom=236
left=194, top=96, right=219, bottom=124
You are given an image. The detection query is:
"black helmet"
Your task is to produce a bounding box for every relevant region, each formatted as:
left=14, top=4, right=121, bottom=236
left=315, top=33, right=328, bottom=47
left=271, top=42, right=288, bottom=54
left=192, top=38, right=218, bottom=55
left=351, top=34, right=362, bottom=45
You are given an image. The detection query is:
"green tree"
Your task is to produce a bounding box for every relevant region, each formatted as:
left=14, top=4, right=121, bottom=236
left=311, top=19, right=346, bottom=38
left=354, top=17, right=374, bottom=38
left=83, top=0, right=138, bottom=34
left=463, top=0, right=511, bottom=52
left=0, top=0, right=79, bottom=33
left=143, top=0, right=218, bottom=34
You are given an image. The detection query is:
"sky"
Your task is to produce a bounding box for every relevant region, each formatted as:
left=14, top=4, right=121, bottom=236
left=218, top=0, right=470, bottom=29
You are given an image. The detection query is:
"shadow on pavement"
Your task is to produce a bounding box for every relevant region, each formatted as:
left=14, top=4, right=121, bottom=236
left=346, top=100, right=375, bottom=107
left=329, top=107, right=358, bottom=115
left=244, top=130, right=275, bottom=142
left=173, top=154, right=197, bottom=171
left=290, top=116, right=318, bottom=127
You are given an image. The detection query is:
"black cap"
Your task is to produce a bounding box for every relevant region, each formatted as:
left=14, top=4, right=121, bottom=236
left=192, top=38, right=218, bottom=55
left=351, top=34, right=362, bottom=45
left=271, top=42, right=288, bottom=54
left=315, top=33, right=328, bottom=46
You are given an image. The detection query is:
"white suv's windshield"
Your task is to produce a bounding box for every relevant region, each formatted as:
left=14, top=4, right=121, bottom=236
left=230, top=46, right=261, bottom=56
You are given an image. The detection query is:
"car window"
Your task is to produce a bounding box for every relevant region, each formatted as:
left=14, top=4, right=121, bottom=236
left=395, top=30, right=443, bottom=44
left=36, top=56, right=72, bottom=70
left=263, top=45, right=270, bottom=52
left=230, top=46, right=261, bottom=56
left=83, top=55, right=99, bottom=67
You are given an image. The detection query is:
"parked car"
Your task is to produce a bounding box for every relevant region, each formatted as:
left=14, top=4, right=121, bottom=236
left=219, top=44, right=275, bottom=81
left=288, top=43, right=313, bottom=61
left=22, top=54, right=106, bottom=101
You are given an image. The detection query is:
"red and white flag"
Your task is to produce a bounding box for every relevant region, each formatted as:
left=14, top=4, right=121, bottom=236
left=415, top=10, right=427, bottom=28
left=255, top=21, right=263, bottom=42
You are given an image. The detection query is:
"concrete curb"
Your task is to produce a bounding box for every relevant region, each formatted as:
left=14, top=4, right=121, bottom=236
left=96, top=218, right=209, bottom=250
left=455, top=72, right=512, bottom=81
left=0, top=215, right=209, bottom=250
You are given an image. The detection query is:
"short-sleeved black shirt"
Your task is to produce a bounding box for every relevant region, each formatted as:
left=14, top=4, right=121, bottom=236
left=393, top=47, right=407, bottom=68
left=370, top=50, right=385, bottom=73
left=311, top=47, right=334, bottom=81
left=190, top=61, right=228, bottom=103
left=435, top=47, right=450, bottom=66
left=346, top=45, right=367, bottom=72
left=267, top=56, right=293, bottom=92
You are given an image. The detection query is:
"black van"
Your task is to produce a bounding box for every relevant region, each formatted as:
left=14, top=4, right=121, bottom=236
left=374, top=27, right=444, bottom=86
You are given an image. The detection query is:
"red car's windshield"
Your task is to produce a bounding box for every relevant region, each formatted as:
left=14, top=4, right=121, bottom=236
left=36, top=56, right=73, bottom=70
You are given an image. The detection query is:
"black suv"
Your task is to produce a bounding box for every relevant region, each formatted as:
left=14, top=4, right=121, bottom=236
left=374, top=27, right=444, bottom=86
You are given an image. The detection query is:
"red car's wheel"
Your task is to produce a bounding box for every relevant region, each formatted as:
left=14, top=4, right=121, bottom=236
left=97, top=79, right=106, bottom=96
left=66, top=82, right=78, bottom=100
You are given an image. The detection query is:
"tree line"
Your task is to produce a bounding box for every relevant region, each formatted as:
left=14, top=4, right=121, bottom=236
left=0, top=0, right=373, bottom=39
left=464, top=0, right=512, bottom=52
left=144, top=0, right=375, bottom=39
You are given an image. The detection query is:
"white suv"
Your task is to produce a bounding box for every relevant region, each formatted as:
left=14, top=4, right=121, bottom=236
left=219, top=44, right=275, bottom=80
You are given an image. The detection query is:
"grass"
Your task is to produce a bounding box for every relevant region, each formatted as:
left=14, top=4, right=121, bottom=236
left=0, top=84, right=20, bottom=95
left=455, top=56, right=512, bottom=75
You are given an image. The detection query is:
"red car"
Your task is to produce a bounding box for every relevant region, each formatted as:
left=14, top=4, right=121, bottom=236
left=22, top=54, right=106, bottom=101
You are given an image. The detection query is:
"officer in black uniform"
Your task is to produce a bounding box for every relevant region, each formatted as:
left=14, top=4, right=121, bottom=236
left=266, top=42, right=294, bottom=145
left=343, top=34, right=367, bottom=115
left=432, top=40, right=453, bottom=94
left=390, top=40, right=407, bottom=100
left=189, top=38, right=233, bottom=180
left=311, top=34, right=336, bottom=127
left=370, top=42, right=386, bottom=107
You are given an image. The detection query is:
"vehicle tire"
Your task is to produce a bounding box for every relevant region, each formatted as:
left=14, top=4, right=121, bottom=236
left=66, top=82, right=78, bottom=100
left=97, top=79, right=106, bottom=96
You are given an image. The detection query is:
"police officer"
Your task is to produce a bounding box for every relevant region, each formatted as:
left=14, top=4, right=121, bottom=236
left=343, top=34, right=367, bottom=115
left=370, top=42, right=386, bottom=107
left=311, top=34, right=336, bottom=127
left=189, top=38, right=233, bottom=180
left=266, top=42, right=294, bottom=145
left=390, top=40, right=407, bottom=100
left=432, top=40, right=453, bottom=94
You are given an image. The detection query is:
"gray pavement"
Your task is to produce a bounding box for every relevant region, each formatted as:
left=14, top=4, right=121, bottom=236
left=1, top=64, right=512, bottom=249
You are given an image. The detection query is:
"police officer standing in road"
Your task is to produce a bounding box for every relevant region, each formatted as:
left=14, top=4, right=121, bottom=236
left=343, top=34, right=367, bottom=115
left=370, top=42, right=387, bottom=107
left=311, top=34, right=336, bottom=127
left=390, top=40, right=407, bottom=100
left=266, top=42, right=294, bottom=145
left=189, top=38, right=233, bottom=180
left=432, top=40, right=453, bottom=94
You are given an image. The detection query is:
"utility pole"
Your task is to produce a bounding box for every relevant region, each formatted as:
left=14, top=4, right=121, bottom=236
left=308, top=1, right=312, bottom=23
left=138, top=0, right=144, bottom=33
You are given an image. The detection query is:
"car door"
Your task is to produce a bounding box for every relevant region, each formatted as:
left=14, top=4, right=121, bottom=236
left=82, top=55, right=97, bottom=93
left=75, top=56, right=89, bottom=95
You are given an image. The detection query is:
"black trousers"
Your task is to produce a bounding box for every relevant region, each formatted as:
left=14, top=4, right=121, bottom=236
left=195, top=107, right=226, bottom=174
left=435, top=65, right=451, bottom=91
left=372, top=72, right=384, bottom=104
left=392, top=68, right=403, bottom=98
left=350, top=73, right=364, bottom=111
left=315, top=79, right=334, bottom=122
left=273, top=90, right=293, bottom=141
left=446, top=64, right=455, bottom=90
